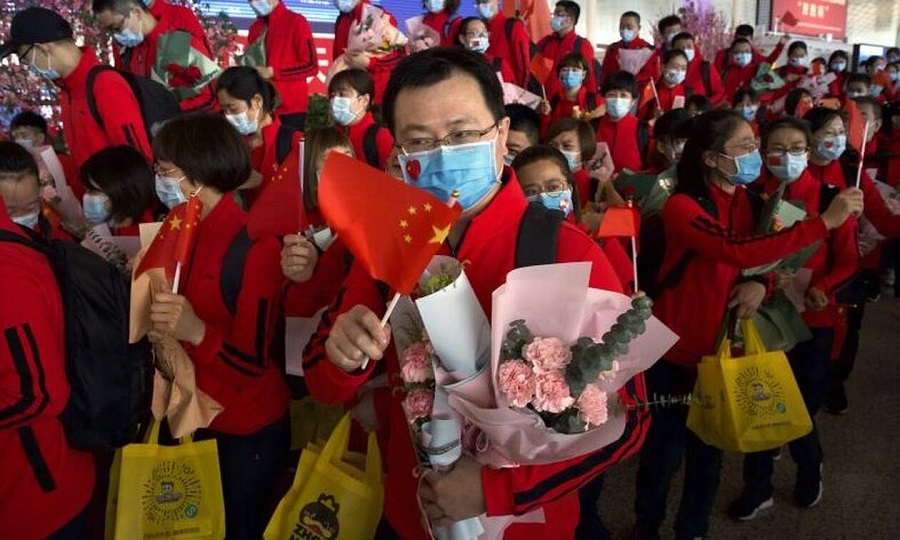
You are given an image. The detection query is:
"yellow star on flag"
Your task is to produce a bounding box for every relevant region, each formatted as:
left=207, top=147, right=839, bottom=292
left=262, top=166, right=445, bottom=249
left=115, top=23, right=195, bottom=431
left=423, top=203, right=432, bottom=212
left=428, top=223, right=451, bottom=245
left=169, top=216, right=182, bottom=230
left=408, top=206, right=418, bottom=215
left=399, top=219, right=408, bottom=229
left=404, top=234, right=412, bottom=243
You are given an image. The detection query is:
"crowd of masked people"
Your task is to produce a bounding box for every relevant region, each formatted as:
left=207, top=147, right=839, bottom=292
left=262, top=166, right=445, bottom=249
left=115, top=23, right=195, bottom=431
left=0, top=0, right=898, bottom=538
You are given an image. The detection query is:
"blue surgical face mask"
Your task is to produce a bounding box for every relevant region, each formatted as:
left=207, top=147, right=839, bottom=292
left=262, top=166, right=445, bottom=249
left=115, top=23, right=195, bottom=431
left=398, top=137, right=500, bottom=210
left=335, top=0, right=357, bottom=13
left=251, top=0, right=274, bottom=16
left=789, top=55, right=808, bottom=68
left=11, top=212, right=40, bottom=229
left=815, top=134, right=846, bottom=162
left=15, top=137, right=35, bottom=149
left=767, top=152, right=808, bottom=183
left=113, top=28, right=144, bottom=48
left=733, top=52, right=752, bottom=67
left=891, top=71, right=900, bottom=83
left=560, top=70, right=585, bottom=90
left=225, top=110, right=259, bottom=135
left=29, top=48, right=60, bottom=81
left=683, top=48, right=696, bottom=62
left=620, top=29, right=636, bottom=43
left=477, top=2, right=497, bottom=19
left=466, top=37, right=489, bottom=54
left=664, top=69, right=686, bottom=86
left=426, top=0, right=445, bottom=12
left=720, top=149, right=762, bottom=185
left=330, top=96, right=359, bottom=126
left=83, top=193, right=111, bottom=224
left=550, top=15, right=566, bottom=33
left=606, top=97, right=632, bottom=120
left=740, top=105, right=758, bottom=122
left=155, top=174, right=188, bottom=209
left=830, top=61, right=846, bottom=73
left=529, top=189, right=573, bottom=218
left=560, top=149, right=581, bottom=172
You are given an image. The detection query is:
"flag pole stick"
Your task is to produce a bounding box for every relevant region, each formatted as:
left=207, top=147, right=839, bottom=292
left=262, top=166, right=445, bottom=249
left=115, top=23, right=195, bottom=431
left=172, top=262, right=182, bottom=295
left=360, top=291, right=402, bottom=370
left=631, top=235, right=639, bottom=294
left=855, top=121, right=870, bottom=188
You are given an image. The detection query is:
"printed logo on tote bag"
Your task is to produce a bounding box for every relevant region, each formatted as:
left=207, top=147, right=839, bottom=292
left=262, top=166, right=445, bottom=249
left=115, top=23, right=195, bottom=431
left=291, top=494, right=341, bottom=540
left=141, top=460, right=203, bottom=526
left=734, top=366, right=787, bottom=419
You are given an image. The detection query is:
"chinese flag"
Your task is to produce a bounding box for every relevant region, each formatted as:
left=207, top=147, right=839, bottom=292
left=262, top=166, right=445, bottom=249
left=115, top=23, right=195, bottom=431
left=794, top=98, right=812, bottom=119
left=596, top=205, right=640, bottom=239
left=845, top=99, right=867, bottom=153
left=318, top=152, right=462, bottom=295
left=503, top=0, right=551, bottom=43
left=781, top=11, right=799, bottom=27
left=247, top=141, right=308, bottom=240
left=530, top=54, right=555, bottom=85
left=638, top=80, right=657, bottom=110
left=135, top=201, right=199, bottom=280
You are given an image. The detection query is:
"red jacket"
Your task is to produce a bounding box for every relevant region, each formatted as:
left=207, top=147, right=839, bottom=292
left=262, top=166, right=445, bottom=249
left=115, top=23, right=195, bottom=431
left=542, top=86, right=602, bottom=134
left=827, top=71, right=847, bottom=98
left=56, top=49, right=152, bottom=181
left=303, top=175, right=648, bottom=540
left=118, top=11, right=216, bottom=112
left=484, top=53, right=517, bottom=85
left=485, top=12, right=532, bottom=88
left=809, top=159, right=900, bottom=238
left=596, top=114, right=644, bottom=173
left=655, top=185, right=829, bottom=367
left=768, top=64, right=807, bottom=103
left=684, top=49, right=725, bottom=104
left=339, top=111, right=394, bottom=171
left=285, top=238, right=351, bottom=318
left=764, top=171, right=859, bottom=328
left=148, top=0, right=208, bottom=47
left=0, top=205, right=95, bottom=539
left=600, top=38, right=657, bottom=85
left=422, top=11, right=462, bottom=47
left=885, top=132, right=900, bottom=188
left=720, top=61, right=758, bottom=105
left=538, top=31, right=598, bottom=95
left=714, top=41, right=785, bottom=74
left=334, top=0, right=405, bottom=105
left=646, top=79, right=686, bottom=118
left=244, top=117, right=305, bottom=209
left=248, top=2, right=318, bottom=116
left=180, top=196, right=290, bottom=434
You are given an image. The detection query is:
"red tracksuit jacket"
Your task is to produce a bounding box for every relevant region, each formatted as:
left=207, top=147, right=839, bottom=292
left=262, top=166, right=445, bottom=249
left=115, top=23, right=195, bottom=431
left=596, top=114, right=644, bottom=173
left=0, top=207, right=95, bottom=539
left=422, top=11, right=462, bottom=48
left=764, top=171, right=859, bottom=328
left=684, top=49, right=725, bottom=105
left=180, top=196, right=290, bottom=434
left=244, top=117, right=305, bottom=209
left=600, top=38, right=657, bottom=85
left=148, top=0, right=208, bottom=47
left=655, top=184, right=830, bottom=367
left=56, top=48, right=153, bottom=180
left=713, top=41, right=785, bottom=74
left=303, top=175, right=649, bottom=540
left=339, top=111, right=394, bottom=171
left=249, top=2, right=318, bottom=116
left=720, top=61, right=759, bottom=106
left=485, top=12, right=532, bottom=88
left=646, top=79, right=686, bottom=119
left=809, top=160, right=900, bottom=238
left=334, top=0, right=405, bottom=105
left=542, top=86, right=602, bottom=134
left=538, top=31, right=598, bottom=96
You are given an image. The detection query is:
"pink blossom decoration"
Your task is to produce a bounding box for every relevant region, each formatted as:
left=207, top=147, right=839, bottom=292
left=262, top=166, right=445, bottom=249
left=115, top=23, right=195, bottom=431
left=402, top=388, right=434, bottom=423
left=497, top=360, right=536, bottom=408
left=400, top=341, right=434, bottom=383
left=524, top=337, right=572, bottom=375
left=576, top=385, right=609, bottom=428
left=533, top=371, right=575, bottom=414
left=40, top=185, right=59, bottom=202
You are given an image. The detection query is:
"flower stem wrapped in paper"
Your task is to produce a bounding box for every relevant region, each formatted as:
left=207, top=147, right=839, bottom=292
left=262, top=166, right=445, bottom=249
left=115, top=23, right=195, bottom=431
left=447, top=262, right=678, bottom=466
left=328, top=3, right=408, bottom=82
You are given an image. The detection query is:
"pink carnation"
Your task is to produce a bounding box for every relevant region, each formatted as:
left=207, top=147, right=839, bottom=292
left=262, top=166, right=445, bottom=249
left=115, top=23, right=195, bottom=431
left=400, top=342, right=433, bottom=383
left=524, top=337, right=572, bottom=374
left=576, top=385, right=609, bottom=427
left=402, top=388, right=433, bottom=423
left=40, top=185, right=58, bottom=201
left=533, top=371, right=575, bottom=414
left=497, top=360, right=536, bottom=408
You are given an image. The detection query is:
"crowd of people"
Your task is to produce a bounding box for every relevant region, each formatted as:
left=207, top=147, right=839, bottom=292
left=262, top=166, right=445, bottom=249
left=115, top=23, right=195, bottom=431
left=0, top=0, right=898, bottom=539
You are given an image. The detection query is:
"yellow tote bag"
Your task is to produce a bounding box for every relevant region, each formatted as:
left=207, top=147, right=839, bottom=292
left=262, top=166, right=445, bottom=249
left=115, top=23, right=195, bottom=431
left=264, top=413, right=384, bottom=540
left=688, top=319, right=813, bottom=453
left=106, top=422, right=225, bottom=540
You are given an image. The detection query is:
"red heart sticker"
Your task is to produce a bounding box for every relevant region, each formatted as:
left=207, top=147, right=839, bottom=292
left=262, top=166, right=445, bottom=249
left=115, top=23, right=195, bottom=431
left=405, top=159, right=421, bottom=180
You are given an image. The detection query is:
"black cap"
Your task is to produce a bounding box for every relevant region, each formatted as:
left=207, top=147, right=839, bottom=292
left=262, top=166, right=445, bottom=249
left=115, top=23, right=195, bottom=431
left=0, top=7, right=74, bottom=59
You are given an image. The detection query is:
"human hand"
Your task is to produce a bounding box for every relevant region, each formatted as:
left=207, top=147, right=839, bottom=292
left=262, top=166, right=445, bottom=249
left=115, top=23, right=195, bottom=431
left=821, top=188, right=864, bottom=230
left=255, top=65, right=275, bottom=79
left=537, top=99, right=552, bottom=115
left=419, top=455, right=486, bottom=527
left=324, top=305, right=390, bottom=371
left=805, top=287, right=829, bottom=311
left=774, top=269, right=796, bottom=290
left=345, top=50, right=371, bottom=69
left=728, top=281, right=767, bottom=318
left=150, top=292, right=206, bottom=345
left=281, top=234, right=319, bottom=283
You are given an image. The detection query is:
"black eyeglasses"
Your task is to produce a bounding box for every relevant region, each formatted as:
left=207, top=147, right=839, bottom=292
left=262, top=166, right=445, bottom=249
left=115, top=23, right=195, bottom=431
left=395, top=121, right=499, bottom=154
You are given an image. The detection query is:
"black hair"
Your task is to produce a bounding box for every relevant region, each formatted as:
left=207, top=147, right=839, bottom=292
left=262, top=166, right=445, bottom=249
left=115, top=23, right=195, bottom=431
left=803, top=106, right=842, bottom=134
left=762, top=117, right=813, bottom=150
left=429, top=0, right=460, bottom=14
left=732, top=86, right=759, bottom=107
left=505, top=104, right=541, bottom=146
left=303, top=127, right=354, bottom=212
left=735, top=24, right=754, bottom=38
left=847, top=73, right=871, bottom=87
left=382, top=48, right=504, bottom=135
left=555, top=1, right=580, bottom=24
left=785, top=87, right=812, bottom=117
left=511, top=144, right=582, bottom=221
left=664, top=49, right=688, bottom=65
left=675, top=110, right=746, bottom=200
left=456, top=16, right=485, bottom=44
left=10, top=110, right=49, bottom=136
left=731, top=37, right=752, bottom=49
left=655, top=108, right=692, bottom=140
left=80, top=145, right=156, bottom=224
left=152, top=113, right=251, bottom=194
left=216, top=66, right=279, bottom=113
left=658, top=15, right=682, bottom=35
left=91, top=0, right=148, bottom=15
left=685, top=94, right=711, bottom=114
left=852, top=96, right=883, bottom=120
left=546, top=117, right=597, bottom=160
left=602, top=70, right=637, bottom=97
left=888, top=47, right=900, bottom=57
left=0, top=141, right=39, bottom=181
left=557, top=51, right=588, bottom=74
left=787, top=40, right=808, bottom=56
left=329, top=68, right=375, bottom=110
left=828, top=50, right=849, bottom=65
left=671, top=31, right=695, bottom=47
left=621, top=11, right=641, bottom=25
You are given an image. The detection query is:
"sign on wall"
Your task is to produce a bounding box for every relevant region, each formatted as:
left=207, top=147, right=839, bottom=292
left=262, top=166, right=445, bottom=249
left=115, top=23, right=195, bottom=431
left=771, top=0, right=848, bottom=40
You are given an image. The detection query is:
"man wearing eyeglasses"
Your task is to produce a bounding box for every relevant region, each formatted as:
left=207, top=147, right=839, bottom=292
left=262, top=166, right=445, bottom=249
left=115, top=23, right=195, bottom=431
left=0, top=7, right=153, bottom=195
left=302, top=48, right=649, bottom=539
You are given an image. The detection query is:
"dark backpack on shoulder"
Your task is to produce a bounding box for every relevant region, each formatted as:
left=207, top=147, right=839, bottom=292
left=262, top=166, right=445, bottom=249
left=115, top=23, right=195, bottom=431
left=363, top=123, right=382, bottom=168
left=86, top=65, right=182, bottom=140
left=0, top=229, right=153, bottom=450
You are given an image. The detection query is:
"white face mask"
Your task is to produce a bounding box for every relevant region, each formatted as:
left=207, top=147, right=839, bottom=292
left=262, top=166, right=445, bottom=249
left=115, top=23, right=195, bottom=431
left=11, top=211, right=40, bottom=229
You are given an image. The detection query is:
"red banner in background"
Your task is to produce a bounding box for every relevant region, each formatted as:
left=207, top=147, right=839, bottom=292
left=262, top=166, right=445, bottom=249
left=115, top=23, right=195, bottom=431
left=772, top=0, right=848, bottom=40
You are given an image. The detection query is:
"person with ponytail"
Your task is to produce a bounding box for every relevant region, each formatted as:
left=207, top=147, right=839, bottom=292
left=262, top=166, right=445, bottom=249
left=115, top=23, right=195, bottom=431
left=631, top=110, right=863, bottom=540
left=216, top=65, right=303, bottom=208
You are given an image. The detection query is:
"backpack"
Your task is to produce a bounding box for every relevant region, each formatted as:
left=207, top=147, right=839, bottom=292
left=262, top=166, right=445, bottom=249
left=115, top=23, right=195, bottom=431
left=0, top=228, right=153, bottom=450
left=86, top=65, right=182, bottom=141
left=637, top=119, right=651, bottom=162
left=574, top=36, right=604, bottom=90
left=363, top=123, right=382, bottom=168
left=275, top=124, right=301, bottom=167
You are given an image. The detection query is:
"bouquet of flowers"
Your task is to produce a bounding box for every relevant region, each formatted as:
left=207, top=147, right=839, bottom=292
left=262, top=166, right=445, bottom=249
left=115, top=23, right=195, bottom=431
left=405, top=15, right=441, bottom=53
left=751, top=63, right=786, bottom=93
left=328, top=4, right=408, bottom=85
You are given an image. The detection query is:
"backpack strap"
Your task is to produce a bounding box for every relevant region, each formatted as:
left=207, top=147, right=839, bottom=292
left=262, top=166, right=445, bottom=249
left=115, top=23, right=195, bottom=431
left=492, top=57, right=503, bottom=73
left=86, top=65, right=115, bottom=131
left=586, top=92, right=597, bottom=113
left=220, top=227, right=255, bottom=316
left=819, top=183, right=840, bottom=214
left=505, top=17, right=516, bottom=44
left=275, top=125, right=297, bottom=166
left=363, top=123, right=381, bottom=168
left=515, top=203, right=564, bottom=268
left=637, top=119, right=651, bottom=162
left=443, top=14, right=459, bottom=39
left=700, top=60, right=712, bottom=96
